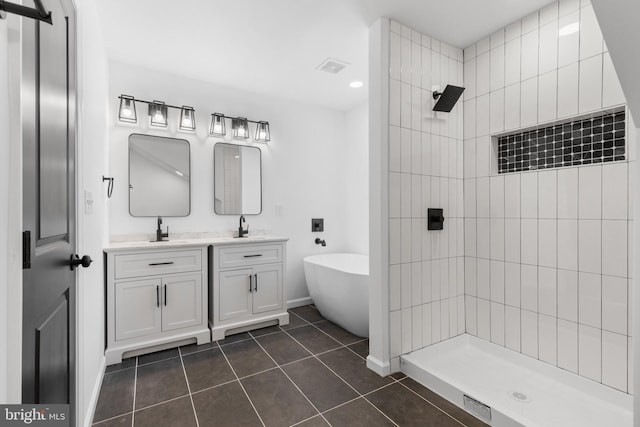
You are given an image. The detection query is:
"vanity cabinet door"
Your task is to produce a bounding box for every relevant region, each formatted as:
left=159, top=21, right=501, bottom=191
left=252, top=264, right=283, bottom=314
left=115, top=279, right=162, bottom=341
left=161, top=274, right=202, bottom=332
left=219, top=268, right=253, bottom=321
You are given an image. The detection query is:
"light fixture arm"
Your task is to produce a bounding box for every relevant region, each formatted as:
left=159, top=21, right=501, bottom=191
left=118, top=95, right=267, bottom=125
left=210, top=113, right=265, bottom=125
left=117, top=95, right=187, bottom=112
left=0, top=0, right=52, bottom=24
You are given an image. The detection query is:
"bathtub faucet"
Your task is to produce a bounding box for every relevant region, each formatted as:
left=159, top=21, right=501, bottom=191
left=315, top=238, right=326, bottom=247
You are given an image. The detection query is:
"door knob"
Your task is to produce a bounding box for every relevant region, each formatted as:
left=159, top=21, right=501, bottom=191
left=70, top=254, right=92, bottom=270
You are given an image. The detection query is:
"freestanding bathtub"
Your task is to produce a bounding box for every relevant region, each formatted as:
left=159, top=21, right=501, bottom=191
left=303, top=253, right=369, bottom=337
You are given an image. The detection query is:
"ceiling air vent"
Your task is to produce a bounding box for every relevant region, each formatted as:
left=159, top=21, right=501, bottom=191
left=316, top=58, right=349, bottom=74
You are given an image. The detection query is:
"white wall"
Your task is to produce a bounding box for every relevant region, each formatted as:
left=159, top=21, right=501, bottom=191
left=0, top=15, right=12, bottom=404
left=344, top=102, right=369, bottom=255
left=75, top=0, right=111, bottom=424
left=368, top=18, right=391, bottom=376
left=463, top=0, right=634, bottom=393
left=107, top=61, right=366, bottom=302
left=2, top=12, right=24, bottom=405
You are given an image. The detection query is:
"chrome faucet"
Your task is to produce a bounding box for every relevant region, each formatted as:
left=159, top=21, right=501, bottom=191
left=238, top=215, right=249, bottom=238
left=156, top=216, right=169, bottom=242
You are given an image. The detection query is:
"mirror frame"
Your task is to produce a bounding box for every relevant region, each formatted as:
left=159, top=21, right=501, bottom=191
left=213, top=142, right=263, bottom=215
left=128, top=133, right=192, bottom=217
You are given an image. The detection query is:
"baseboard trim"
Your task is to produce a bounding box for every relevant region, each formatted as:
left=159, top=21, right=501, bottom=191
left=287, top=296, right=313, bottom=309
left=83, top=356, right=106, bottom=427
left=366, top=355, right=391, bottom=377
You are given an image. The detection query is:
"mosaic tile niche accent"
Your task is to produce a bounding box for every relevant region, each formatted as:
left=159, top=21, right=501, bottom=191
left=498, top=110, right=626, bottom=174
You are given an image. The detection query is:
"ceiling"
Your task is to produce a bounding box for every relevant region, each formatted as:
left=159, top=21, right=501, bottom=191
left=96, top=0, right=553, bottom=111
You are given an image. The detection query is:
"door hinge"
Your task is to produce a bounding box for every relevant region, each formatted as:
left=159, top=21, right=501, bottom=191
left=23, top=230, right=31, bottom=269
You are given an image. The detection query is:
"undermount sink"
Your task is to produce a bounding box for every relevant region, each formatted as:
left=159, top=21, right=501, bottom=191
left=148, top=240, right=189, bottom=244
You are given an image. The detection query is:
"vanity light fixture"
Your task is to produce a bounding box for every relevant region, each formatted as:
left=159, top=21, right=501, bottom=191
left=209, top=113, right=226, bottom=136
left=232, top=117, right=250, bottom=139
left=149, top=101, right=168, bottom=127
left=179, top=106, right=196, bottom=131
left=117, top=95, right=198, bottom=129
left=118, top=95, right=137, bottom=123
left=255, top=121, right=270, bottom=142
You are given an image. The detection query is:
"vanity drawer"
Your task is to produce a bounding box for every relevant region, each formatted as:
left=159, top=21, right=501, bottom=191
left=218, top=244, right=283, bottom=269
left=115, top=250, right=202, bottom=279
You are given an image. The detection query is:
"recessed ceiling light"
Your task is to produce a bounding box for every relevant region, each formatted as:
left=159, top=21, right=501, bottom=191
left=349, top=81, right=364, bottom=88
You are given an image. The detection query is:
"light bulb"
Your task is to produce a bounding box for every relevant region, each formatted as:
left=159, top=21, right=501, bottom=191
left=122, top=100, right=132, bottom=117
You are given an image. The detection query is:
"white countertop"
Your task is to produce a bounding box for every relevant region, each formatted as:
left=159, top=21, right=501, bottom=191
left=104, top=235, right=289, bottom=252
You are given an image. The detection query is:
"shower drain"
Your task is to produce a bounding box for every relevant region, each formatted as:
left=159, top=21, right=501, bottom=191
left=509, top=391, right=532, bottom=403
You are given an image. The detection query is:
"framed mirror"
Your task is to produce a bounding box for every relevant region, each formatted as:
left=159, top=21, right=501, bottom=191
left=129, top=133, right=190, bottom=217
left=214, top=143, right=262, bottom=215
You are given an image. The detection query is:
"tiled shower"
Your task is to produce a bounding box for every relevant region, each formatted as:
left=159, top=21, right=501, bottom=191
left=387, top=0, right=634, bottom=395
left=387, top=21, right=466, bottom=369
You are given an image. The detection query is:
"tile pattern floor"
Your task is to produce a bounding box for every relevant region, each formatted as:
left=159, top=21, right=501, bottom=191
left=92, top=305, right=487, bottom=427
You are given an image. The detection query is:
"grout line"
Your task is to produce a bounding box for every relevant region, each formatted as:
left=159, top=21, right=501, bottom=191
left=307, top=321, right=359, bottom=348
left=178, top=347, right=200, bottom=427
left=361, top=396, right=402, bottom=427
left=131, top=357, right=137, bottom=427
left=279, top=327, right=365, bottom=394
left=251, top=335, right=330, bottom=425
left=91, top=412, right=133, bottom=425
left=288, top=414, right=332, bottom=427
left=188, top=378, right=239, bottom=397
left=135, top=355, right=181, bottom=368
left=102, top=362, right=136, bottom=375
left=132, top=393, right=192, bottom=413
left=396, top=380, right=466, bottom=426
left=235, top=365, right=282, bottom=381
left=217, top=340, right=267, bottom=427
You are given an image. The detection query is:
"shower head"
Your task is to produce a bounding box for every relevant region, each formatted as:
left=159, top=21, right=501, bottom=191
left=432, top=85, right=465, bottom=112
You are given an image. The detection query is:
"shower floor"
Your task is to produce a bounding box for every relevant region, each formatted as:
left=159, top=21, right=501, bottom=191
left=401, top=334, right=632, bottom=427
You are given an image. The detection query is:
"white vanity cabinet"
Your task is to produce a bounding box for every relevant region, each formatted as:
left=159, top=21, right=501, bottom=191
left=105, top=246, right=210, bottom=364
left=211, top=240, right=289, bottom=340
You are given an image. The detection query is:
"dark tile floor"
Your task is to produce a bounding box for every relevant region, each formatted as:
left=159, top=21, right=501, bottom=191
left=92, top=305, right=487, bottom=427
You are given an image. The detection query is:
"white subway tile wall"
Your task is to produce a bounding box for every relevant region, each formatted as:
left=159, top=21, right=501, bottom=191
left=388, top=21, right=465, bottom=371
left=462, top=1, right=634, bottom=393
